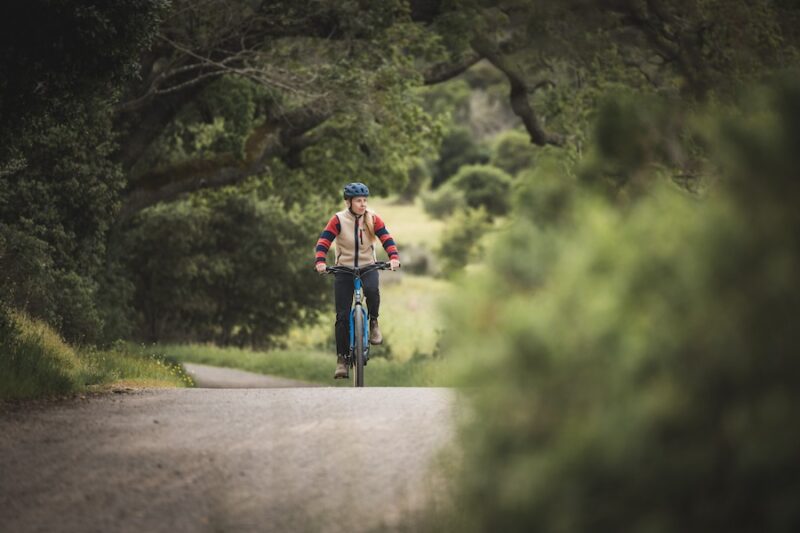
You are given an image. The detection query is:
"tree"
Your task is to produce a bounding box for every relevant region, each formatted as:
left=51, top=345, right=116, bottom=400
left=0, top=0, right=165, bottom=343
left=124, top=190, right=329, bottom=346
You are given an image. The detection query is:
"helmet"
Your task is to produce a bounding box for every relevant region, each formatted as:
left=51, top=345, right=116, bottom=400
left=343, top=182, right=370, bottom=199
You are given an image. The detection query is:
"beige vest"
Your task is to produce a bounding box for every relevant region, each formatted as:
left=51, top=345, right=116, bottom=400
left=334, top=209, right=377, bottom=267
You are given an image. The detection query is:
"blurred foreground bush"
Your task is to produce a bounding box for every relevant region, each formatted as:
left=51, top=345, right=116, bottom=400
left=441, top=79, right=800, bottom=532
left=436, top=207, right=490, bottom=276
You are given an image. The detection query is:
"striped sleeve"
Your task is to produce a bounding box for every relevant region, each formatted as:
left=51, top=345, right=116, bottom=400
left=315, top=215, right=340, bottom=263
left=373, top=213, right=399, bottom=260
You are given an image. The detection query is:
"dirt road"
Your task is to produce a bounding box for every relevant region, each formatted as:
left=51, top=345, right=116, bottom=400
left=183, top=362, right=320, bottom=388
left=0, top=386, right=455, bottom=532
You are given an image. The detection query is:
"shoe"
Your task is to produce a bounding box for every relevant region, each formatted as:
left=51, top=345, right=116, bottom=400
left=334, top=355, right=349, bottom=379
left=369, top=318, right=382, bottom=345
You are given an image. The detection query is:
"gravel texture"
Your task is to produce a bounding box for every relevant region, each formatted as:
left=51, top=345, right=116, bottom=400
left=0, top=387, right=456, bottom=533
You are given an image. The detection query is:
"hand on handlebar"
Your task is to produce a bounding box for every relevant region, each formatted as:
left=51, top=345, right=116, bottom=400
left=315, top=262, right=326, bottom=274
left=390, top=258, right=400, bottom=271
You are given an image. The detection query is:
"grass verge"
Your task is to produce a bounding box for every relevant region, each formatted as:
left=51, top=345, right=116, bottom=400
left=0, top=312, right=193, bottom=401
left=151, top=343, right=455, bottom=387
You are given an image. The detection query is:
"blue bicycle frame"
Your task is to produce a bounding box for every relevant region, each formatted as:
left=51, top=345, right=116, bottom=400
left=348, top=276, right=371, bottom=358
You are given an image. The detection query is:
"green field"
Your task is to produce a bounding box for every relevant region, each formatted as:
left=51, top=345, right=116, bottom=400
left=369, top=197, right=446, bottom=248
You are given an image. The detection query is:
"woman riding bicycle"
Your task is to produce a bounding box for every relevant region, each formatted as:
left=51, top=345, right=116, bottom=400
left=314, top=182, right=400, bottom=379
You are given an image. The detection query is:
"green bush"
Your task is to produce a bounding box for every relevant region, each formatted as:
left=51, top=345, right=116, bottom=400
left=490, top=129, right=538, bottom=176
left=440, top=80, right=800, bottom=532
left=450, top=164, right=513, bottom=217
left=431, top=127, right=490, bottom=189
left=436, top=207, right=490, bottom=275
left=124, top=191, right=330, bottom=346
left=422, top=185, right=467, bottom=219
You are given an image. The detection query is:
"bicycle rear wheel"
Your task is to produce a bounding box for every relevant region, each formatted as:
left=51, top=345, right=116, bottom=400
left=353, top=307, right=365, bottom=387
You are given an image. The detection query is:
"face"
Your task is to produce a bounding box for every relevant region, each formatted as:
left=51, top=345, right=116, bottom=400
left=347, top=196, right=368, bottom=215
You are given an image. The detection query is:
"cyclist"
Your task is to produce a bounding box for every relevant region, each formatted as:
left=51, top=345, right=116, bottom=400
left=314, top=182, right=401, bottom=378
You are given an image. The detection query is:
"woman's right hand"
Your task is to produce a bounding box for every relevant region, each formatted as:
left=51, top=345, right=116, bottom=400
left=315, top=262, right=327, bottom=274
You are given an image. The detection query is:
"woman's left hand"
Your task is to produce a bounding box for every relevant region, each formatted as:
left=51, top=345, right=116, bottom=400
left=390, top=258, right=400, bottom=271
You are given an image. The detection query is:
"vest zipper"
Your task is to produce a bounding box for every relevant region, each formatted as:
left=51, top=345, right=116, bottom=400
left=354, top=215, right=360, bottom=267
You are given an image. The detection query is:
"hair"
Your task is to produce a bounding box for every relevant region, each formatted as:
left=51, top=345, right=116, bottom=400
left=345, top=199, right=376, bottom=242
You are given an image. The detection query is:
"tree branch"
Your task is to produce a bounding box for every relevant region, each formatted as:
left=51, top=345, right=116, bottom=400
left=118, top=99, right=335, bottom=222
left=470, top=34, right=564, bottom=147
left=423, top=52, right=483, bottom=85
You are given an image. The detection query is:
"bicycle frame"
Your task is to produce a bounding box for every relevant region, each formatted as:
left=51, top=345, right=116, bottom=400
left=348, top=276, right=370, bottom=360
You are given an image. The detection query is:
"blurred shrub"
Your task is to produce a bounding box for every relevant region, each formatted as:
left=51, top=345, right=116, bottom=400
left=431, top=127, right=490, bottom=189
left=490, top=129, right=538, bottom=176
left=513, top=155, right=577, bottom=229
left=436, top=207, right=490, bottom=276
left=439, top=79, right=800, bottom=532
left=422, top=185, right=467, bottom=219
left=400, top=243, right=436, bottom=276
left=450, top=164, right=513, bottom=217
left=397, top=158, right=431, bottom=204
left=579, top=91, right=690, bottom=199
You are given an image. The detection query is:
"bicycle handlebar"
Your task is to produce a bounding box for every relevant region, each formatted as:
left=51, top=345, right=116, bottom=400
left=324, top=261, right=396, bottom=276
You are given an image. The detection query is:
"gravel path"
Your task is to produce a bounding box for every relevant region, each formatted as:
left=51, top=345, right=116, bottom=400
left=183, top=362, right=320, bottom=388
left=0, top=387, right=455, bottom=533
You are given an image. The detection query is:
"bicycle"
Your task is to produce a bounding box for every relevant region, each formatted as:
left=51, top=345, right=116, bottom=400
left=324, top=261, right=394, bottom=387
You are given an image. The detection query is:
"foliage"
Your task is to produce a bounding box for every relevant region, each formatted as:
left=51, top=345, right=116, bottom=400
left=431, top=127, right=490, bottom=188
left=0, top=1, right=164, bottom=345
left=439, top=78, right=800, bottom=532
left=450, top=164, right=513, bottom=217
left=397, top=158, right=431, bottom=204
left=0, top=313, right=189, bottom=400
left=490, top=130, right=538, bottom=176
left=436, top=207, right=490, bottom=275
left=123, top=190, right=330, bottom=346
left=0, top=98, right=125, bottom=344
left=422, top=186, right=467, bottom=219
left=0, top=0, right=167, bottom=167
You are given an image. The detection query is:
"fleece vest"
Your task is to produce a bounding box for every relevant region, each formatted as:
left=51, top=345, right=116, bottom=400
left=334, top=209, right=376, bottom=267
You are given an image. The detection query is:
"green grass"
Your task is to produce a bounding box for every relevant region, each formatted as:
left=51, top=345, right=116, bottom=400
left=155, top=343, right=455, bottom=387
left=0, top=312, right=193, bottom=401
left=369, top=197, right=445, bottom=248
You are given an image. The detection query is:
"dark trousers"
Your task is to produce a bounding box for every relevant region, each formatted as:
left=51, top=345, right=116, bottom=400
left=334, top=269, right=380, bottom=356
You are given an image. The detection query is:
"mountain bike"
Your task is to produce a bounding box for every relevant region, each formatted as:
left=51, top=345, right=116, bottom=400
left=325, top=261, right=394, bottom=387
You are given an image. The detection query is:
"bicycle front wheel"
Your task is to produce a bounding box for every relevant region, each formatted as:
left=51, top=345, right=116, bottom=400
left=353, top=308, right=365, bottom=387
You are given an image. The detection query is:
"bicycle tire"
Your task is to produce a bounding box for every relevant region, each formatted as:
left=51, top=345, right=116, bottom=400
left=353, top=307, right=365, bottom=387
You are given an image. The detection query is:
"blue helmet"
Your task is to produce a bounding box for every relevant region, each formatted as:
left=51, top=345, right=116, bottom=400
left=343, top=182, right=370, bottom=199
